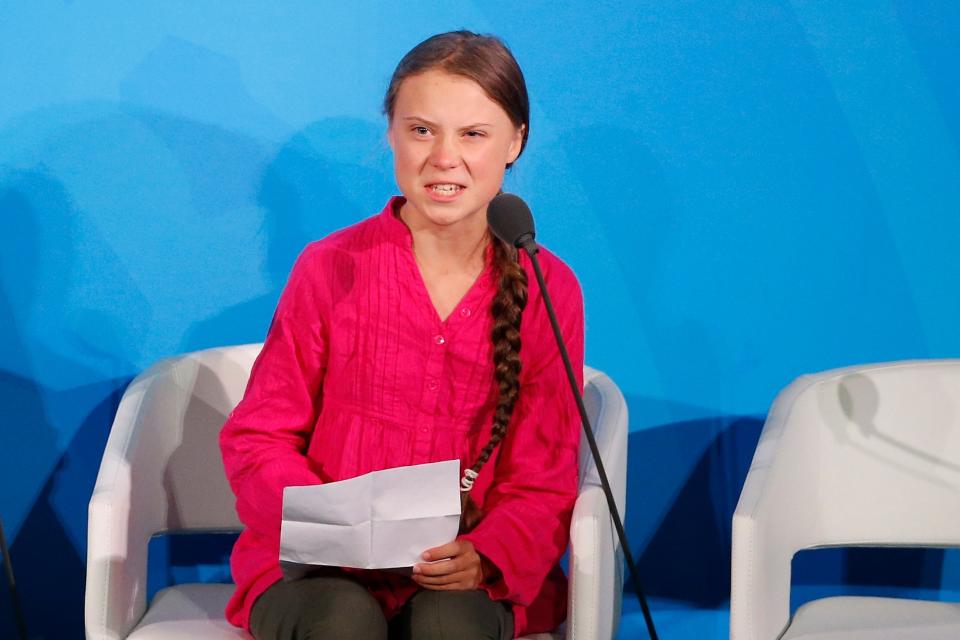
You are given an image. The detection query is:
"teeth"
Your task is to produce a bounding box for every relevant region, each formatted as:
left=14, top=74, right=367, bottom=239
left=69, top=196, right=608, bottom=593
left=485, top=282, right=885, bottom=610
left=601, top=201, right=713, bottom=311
left=431, top=184, right=462, bottom=194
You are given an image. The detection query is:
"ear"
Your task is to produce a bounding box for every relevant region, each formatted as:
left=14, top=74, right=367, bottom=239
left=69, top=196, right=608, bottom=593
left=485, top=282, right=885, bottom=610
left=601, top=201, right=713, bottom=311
left=506, top=124, right=525, bottom=164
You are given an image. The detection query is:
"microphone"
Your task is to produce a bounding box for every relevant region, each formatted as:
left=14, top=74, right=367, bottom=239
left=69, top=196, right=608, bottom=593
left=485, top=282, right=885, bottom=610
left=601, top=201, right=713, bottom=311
left=487, top=193, right=538, bottom=256
left=487, top=193, right=659, bottom=640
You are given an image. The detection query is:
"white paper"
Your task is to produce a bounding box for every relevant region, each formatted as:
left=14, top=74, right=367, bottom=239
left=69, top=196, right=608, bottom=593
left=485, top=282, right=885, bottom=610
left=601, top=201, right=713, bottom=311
left=279, top=459, right=462, bottom=577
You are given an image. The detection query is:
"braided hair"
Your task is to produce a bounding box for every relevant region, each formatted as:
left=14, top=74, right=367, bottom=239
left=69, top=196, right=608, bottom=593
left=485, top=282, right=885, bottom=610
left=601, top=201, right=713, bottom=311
left=459, top=236, right=528, bottom=529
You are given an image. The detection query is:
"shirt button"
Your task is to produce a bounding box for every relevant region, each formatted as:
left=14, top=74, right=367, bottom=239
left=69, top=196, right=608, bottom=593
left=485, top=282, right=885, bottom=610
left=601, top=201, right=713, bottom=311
left=427, top=378, right=438, bottom=391
left=418, top=426, right=429, bottom=434
left=434, top=334, right=445, bottom=345
left=460, top=307, right=472, bottom=318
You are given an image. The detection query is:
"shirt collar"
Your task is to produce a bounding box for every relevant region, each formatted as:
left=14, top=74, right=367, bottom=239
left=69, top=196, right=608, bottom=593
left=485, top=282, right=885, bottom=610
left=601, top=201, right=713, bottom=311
left=379, top=196, right=413, bottom=248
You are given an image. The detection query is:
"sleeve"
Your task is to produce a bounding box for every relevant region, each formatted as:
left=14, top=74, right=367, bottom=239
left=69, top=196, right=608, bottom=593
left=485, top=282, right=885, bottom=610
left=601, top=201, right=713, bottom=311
left=219, top=245, right=328, bottom=539
left=460, top=261, right=585, bottom=607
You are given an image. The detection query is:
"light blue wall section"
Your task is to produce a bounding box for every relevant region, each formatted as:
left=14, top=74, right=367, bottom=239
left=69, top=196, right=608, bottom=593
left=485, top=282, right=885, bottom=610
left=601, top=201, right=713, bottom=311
left=1, top=1, right=958, bottom=636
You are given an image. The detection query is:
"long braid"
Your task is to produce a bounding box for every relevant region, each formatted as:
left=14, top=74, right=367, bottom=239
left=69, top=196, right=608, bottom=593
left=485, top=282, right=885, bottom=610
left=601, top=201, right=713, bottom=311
left=460, top=236, right=528, bottom=531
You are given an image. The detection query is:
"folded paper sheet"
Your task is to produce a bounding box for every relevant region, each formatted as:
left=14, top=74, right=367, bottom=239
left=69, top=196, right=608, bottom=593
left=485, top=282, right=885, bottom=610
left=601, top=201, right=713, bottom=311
left=279, top=459, right=462, bottom=577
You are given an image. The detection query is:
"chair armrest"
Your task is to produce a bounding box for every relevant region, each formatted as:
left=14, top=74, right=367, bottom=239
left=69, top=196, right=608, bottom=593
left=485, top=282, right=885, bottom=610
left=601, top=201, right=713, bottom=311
left=86, top=357, right=202, bottom=639
left=86, top=373, right=154, bottom=639
left=568, top=485, right=622, bottom=640
left=730, top=376, right=821, bottom=640
left=87, top=476, right=149, bottom=639
left=567, top=367, right=627, bottom=640
left=730, top=485, right=795, bottom=640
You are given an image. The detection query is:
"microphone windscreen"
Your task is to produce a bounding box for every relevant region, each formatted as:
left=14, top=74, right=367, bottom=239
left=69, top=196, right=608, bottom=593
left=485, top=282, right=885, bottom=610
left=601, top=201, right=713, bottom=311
left=487, top=193, right=536, bottom=248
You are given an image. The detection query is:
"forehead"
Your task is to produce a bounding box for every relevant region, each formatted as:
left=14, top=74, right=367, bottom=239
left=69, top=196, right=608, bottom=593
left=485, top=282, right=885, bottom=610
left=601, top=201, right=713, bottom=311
left=392, top=70, right=512, bottom=124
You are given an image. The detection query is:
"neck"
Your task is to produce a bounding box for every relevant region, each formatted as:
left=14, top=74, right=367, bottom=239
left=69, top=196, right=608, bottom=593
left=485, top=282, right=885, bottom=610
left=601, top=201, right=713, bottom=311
left=398, top=202, right=490, bottom=271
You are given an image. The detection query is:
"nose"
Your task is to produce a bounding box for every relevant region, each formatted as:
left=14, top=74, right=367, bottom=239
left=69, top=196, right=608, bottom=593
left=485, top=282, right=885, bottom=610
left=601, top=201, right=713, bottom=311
left=429, top=134, right=460, bottom=170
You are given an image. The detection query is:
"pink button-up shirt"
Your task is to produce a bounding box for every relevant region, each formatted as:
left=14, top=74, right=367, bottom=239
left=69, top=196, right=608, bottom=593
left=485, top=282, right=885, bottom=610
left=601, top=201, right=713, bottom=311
left=220, top=197, right=584, bottom=637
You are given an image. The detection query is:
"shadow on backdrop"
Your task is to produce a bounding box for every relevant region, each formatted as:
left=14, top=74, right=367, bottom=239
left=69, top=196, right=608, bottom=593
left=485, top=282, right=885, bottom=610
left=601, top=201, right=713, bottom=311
left=0, top=169, right=129, bottom=638
left=183, top=116, right=394, bottom=351
left=120, top=35, right=289, bottom=143
left=625, top=411, right=763, bottom=606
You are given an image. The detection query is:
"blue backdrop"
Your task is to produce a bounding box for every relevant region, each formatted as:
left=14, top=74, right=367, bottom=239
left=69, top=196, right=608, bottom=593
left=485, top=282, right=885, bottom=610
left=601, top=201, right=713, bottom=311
left=1, top=2, right=959, bottom=637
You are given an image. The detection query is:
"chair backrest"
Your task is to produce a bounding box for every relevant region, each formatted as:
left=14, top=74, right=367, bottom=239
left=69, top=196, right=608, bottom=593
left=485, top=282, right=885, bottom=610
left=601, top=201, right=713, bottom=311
left=732, top=360, right=960, bottom=640
left=102, top=344, right=261, bottom=536
left=770, top=360, right=960, bottom=548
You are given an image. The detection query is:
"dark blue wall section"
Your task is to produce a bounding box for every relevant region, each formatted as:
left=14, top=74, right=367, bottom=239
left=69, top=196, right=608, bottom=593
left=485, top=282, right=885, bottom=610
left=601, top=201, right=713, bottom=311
left=1, top=2, right=959, bottom=637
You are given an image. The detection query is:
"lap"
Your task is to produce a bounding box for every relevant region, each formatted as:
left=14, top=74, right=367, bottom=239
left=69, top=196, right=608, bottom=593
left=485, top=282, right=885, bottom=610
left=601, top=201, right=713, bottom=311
left=251, top=572, right=512, bottom=640
left=250, top=570, right=387, bottom=640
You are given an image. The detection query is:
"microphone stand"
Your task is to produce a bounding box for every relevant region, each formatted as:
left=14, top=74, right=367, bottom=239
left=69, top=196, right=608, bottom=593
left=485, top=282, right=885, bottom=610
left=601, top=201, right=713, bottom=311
left=520, top=240, right=659, bottom=640
left=0, top=517, right=29, bottom=640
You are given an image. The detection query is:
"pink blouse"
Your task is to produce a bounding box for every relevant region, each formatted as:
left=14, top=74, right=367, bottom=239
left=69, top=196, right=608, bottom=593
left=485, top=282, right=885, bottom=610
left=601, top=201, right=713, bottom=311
left=220, top=197, right=584, bottom=637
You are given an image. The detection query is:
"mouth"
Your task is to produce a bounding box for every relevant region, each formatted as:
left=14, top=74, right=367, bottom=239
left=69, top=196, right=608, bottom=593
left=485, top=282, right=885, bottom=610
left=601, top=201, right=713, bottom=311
left=425, top=183, right=466, bottom=201
left=427, top=183, right=465, bottom=194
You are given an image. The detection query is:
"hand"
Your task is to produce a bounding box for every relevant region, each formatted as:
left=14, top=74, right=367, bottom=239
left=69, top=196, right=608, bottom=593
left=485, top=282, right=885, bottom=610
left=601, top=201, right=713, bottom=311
left=412, top=539, right=486, bottom=590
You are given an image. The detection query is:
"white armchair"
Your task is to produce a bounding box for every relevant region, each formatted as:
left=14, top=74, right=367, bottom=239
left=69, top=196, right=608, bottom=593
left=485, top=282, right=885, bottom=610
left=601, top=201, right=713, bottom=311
left=85, top=344, right=627, bottom=640
left=731, top=360, right=960, bottom=640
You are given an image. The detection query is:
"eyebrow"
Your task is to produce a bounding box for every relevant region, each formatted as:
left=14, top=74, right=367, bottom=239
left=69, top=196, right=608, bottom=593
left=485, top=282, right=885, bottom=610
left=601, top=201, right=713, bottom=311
left=401, top=116, right=492, bottom=129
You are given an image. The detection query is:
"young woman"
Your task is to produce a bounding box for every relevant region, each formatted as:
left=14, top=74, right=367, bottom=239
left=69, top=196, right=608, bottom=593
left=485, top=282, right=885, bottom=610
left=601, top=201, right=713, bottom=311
left=220, top=31, right=584, bottom=640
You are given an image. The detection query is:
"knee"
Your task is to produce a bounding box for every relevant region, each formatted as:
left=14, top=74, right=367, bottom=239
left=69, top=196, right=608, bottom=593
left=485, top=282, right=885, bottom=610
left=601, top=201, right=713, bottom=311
left=251, top=576, right=387, bottom=640
left=399, top=590, right=512, bottom=640
left=303, top=585, right=386, bottom=639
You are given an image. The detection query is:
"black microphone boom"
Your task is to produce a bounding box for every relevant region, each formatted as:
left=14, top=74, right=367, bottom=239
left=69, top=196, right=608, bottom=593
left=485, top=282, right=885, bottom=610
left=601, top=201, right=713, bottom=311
left=487, top=193, right=659, bottom=640
left=0, top=517, right=29, bottom=640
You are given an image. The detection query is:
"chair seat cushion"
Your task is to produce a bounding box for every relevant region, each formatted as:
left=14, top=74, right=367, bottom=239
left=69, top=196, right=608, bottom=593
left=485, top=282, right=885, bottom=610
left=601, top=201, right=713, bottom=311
left=126, top=582, right=558, bottom=639
left=781, top=596, right=960, bottom=639
left=127, top=584, right=250, bottom=639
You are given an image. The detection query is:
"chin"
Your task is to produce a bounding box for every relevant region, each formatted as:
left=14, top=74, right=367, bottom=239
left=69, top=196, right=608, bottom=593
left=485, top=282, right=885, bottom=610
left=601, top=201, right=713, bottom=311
left=411, top=197, right=487, bottom=228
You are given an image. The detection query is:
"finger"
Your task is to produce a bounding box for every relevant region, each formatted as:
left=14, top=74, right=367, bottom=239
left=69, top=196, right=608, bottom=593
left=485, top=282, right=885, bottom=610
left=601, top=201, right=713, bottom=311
left=412, top=571, right=462, bottom=586
left=413, top=558, right=462, bottom=577
left=412, top=571, right=476, bottom=589
left=419, top=580, right=471, bottom=591
left=414, top=561, right=455, bottom=577
left=413, top=565, right=481, bottom=586
left=422, top=540, right=464, bottom=562
left=418, top=581, right=462, bottom=591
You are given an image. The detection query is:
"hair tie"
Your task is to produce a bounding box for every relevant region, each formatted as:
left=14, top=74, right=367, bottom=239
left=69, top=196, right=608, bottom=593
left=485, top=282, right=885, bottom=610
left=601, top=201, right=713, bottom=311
left=460, top=468, right=479, bottom=492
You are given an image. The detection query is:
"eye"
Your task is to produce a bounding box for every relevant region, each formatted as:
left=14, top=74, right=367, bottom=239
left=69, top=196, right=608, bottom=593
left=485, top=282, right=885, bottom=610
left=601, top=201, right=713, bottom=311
left=412, top=126, right=430, bottom=136
left=464, top=130, right=487, bottom=138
